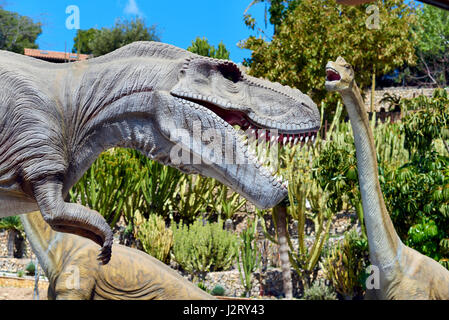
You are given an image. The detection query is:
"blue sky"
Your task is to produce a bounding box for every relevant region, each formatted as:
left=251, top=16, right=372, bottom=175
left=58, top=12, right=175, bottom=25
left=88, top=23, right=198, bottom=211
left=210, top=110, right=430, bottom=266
left=3, top=0, right=274, bottom=63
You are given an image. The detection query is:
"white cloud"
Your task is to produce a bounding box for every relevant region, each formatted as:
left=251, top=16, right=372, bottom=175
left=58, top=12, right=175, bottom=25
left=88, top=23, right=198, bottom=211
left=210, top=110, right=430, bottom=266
left=124, top=0, right=144, bottom=17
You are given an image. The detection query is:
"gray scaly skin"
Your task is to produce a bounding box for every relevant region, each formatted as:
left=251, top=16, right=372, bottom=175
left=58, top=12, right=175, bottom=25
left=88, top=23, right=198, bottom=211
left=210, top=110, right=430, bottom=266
left=325, top=57, right=449, bottom=299
left=20, top=211, right=214, bottom=300
left=0, top=41, right=320, bottom=264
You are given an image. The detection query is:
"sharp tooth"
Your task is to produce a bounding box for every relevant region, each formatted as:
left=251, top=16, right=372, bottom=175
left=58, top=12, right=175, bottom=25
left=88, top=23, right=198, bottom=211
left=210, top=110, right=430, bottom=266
left=283, top=137, right=287, bottom=145
left=300, top=135, right=304, bottom=142
left=294, top=137, right=298, bottom=144
left=305, top=136, right=309, bottom=143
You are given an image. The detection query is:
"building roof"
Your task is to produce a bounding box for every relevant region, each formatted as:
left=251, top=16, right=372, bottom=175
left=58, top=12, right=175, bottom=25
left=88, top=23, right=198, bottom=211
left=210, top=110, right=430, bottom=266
left=24, top=48, right=90, bottom=63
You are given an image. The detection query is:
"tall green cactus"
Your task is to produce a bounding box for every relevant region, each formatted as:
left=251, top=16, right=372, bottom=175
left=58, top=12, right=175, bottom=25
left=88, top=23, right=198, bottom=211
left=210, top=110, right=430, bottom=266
left=136, top=213, right=173, bottom=264
left=237, top=217, right=261, bottom=298
left=171, top=218, right=238, bottom=280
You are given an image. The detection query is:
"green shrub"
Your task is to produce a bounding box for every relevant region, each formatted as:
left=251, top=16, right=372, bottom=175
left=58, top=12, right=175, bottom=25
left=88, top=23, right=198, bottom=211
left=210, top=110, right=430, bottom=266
left=25, top=262, right=36, bottom=276
left=382, top=90, right=449, bottom=267
left=321, top=228, right=369, bottom=300
left=211, top=284, right=226, bottom=296
left=17, top=270, right=24, bottom=278
left=302, top=280, right=337, bottom=300
left=171, top=218, right=238, bottom=280
left=136, top=213, right=173, bottom=264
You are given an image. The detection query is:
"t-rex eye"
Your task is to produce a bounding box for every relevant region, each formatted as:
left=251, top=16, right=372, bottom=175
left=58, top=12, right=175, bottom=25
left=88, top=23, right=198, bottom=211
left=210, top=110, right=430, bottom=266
left=218, top=63, right=242, bottom=83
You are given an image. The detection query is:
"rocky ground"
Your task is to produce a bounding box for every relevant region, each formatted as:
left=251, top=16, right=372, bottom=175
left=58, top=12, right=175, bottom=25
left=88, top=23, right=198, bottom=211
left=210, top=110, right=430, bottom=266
left=0, top=211, right=357, bottom=300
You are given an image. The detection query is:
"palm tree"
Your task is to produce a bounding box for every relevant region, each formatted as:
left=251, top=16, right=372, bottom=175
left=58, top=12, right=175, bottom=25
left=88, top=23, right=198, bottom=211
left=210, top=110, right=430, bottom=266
left=0, top=216, right=25, bottom=258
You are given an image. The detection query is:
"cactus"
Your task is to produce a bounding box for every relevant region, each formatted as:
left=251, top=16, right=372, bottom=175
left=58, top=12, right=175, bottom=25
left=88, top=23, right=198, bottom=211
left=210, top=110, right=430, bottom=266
left=171, top=218, right=238, bottom=280
left=174, top=174, right=215, bottom=223
left=237, top=218, right=261, bottom=298
left=135, top=213, right=173, bottom=264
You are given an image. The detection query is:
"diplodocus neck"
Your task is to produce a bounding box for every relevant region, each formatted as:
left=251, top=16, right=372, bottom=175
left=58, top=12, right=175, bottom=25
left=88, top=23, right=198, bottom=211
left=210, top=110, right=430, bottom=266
left=341, top=84, right=401, bottom=269
left=19, top=212, right=60, bottom=279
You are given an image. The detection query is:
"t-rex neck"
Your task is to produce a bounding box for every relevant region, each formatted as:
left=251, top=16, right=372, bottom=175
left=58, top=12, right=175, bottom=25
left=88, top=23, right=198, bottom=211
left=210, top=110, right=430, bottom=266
left=59, top=59, right=181, bottom=195
left=340, top=82, right=402, bottom=270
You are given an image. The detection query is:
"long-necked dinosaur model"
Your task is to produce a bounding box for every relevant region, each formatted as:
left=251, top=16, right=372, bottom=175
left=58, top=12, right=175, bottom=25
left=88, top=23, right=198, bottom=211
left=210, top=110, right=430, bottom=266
left=325, top=57, right=449, bottom=300
left=20, top=211, right=213, bottom=300
left=0, top=41, right=320, bottom=264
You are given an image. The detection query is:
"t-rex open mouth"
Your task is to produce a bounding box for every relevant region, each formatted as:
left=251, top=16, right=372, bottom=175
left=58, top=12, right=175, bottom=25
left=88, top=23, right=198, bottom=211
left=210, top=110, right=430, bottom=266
left=172, top=93, right=319, bottom=147
left=326, top=68, right=341, bottom=82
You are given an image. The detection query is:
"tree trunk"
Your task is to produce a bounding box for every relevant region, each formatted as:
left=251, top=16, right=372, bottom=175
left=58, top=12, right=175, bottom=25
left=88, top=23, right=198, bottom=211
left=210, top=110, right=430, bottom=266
left=370, top=67, right=376, bottom=113
left=6, top=230, right=16, bottom=258
left=273, top=205, right=293, bottom=299
left=13, top=232, right=25, bottom=258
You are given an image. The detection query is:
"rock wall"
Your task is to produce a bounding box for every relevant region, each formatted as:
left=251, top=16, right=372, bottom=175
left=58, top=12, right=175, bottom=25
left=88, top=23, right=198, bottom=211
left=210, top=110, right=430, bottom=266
left=363, top=87, right=443, bottom=111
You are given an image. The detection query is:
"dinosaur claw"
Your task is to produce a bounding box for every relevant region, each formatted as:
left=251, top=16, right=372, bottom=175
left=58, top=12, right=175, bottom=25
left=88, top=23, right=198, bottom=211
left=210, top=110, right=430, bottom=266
left=97, top=242, right=112, bottom=265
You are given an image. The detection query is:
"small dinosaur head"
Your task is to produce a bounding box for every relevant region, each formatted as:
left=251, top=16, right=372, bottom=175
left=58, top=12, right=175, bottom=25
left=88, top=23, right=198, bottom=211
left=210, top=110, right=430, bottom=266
left=325, top=56, right=355, bottom=92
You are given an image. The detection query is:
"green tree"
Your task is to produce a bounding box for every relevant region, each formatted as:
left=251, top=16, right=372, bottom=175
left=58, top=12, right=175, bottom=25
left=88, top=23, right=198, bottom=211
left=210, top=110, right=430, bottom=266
left=0, top=6, right=42, bottom=53
left=72, top=28, right=98, bottom=55
left=83, top=17, right=160, bottom=57
left=407, top=4, right=449, bottom=86
left=242, top=0, right=416, bottom=108
left=0, top=216, right=24, bottom=258
left=187, top=37, right=230, bottom=60
left=243, top=0, right=300, bottom=35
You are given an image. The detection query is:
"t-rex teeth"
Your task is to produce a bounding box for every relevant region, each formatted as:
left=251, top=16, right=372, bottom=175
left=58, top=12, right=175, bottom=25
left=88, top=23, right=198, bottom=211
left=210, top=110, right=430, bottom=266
left=294, top=137, right=298, bottom=145
left=305, top=136, right=309, bottom=143
left=283, top=136, right=287, bottom=145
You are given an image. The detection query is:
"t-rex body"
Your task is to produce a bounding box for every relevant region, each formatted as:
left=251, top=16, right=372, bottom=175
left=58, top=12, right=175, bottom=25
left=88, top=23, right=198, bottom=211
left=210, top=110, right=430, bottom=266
left=20, top=211, right=213, bottom=300
left=325, top=57, right=449, bottom=299
left=0, top=41, right=320, bottom=264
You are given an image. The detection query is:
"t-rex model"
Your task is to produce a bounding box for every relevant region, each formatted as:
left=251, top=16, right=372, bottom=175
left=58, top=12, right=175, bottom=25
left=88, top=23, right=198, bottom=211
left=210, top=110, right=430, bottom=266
left=20, top=211, right=213, bottom=300
left=325, top=57, right=449, bottom=299
left=0, top=41, right=320, bottom=264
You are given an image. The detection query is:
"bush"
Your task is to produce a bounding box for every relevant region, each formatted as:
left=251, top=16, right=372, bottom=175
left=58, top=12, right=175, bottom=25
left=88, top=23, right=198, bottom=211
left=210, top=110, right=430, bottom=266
left=25, top=262, right=35, bottom=276
left=171, top=218, right=238, bottom=280
left=302, top=280, right=337, bottom=300
left=382, top=90, right=449, bottom=267
left=136, top=213, right=173, bottom=264
left=211, top=284, right=226, bottom=296
left=321, top=228, right=369, bottom=300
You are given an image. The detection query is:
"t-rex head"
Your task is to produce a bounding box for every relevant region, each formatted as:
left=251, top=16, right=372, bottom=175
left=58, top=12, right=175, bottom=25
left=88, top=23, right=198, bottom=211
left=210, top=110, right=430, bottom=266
left=325, top=56, right=355, bottom=92
left=155, top=54, right=320, bottom=209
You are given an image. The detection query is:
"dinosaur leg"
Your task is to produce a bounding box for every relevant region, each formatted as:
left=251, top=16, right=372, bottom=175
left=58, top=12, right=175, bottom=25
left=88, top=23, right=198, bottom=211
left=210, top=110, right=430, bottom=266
left=32, top=179, right=113, bottom=264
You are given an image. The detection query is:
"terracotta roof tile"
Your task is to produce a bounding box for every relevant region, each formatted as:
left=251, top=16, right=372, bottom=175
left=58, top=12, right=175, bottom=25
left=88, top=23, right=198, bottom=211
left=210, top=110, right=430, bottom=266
left=24, top=48, right=90, bottom=62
